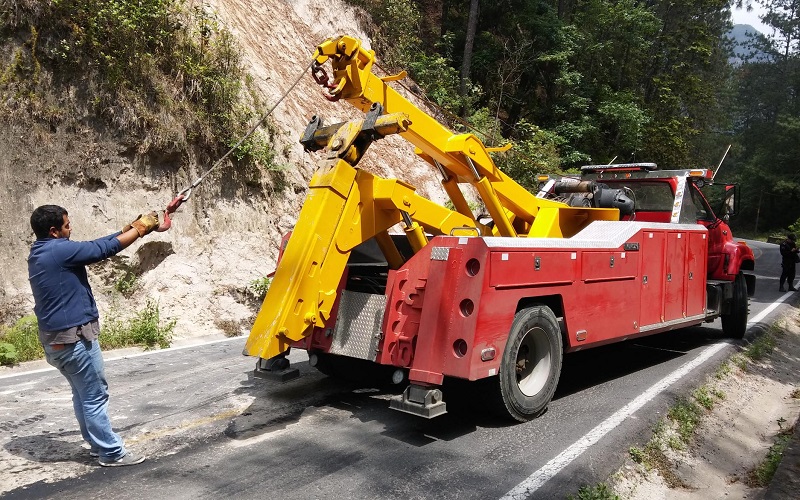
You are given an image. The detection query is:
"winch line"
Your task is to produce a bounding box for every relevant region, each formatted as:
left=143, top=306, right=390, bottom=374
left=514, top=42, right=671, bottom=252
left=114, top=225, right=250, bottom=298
left=157, top=58, right=315, bottom=230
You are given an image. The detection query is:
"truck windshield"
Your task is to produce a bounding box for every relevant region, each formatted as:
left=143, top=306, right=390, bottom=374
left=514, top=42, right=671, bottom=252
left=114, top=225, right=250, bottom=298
left=601, top=181, right=675, bottom=212
left=680, top=183, right=715, bottom=223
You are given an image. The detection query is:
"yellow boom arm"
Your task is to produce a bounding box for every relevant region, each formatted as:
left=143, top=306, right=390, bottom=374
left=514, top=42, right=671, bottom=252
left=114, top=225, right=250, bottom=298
left=244, top=36, right=619, bottom=361
left=311, top=36, right=619, bottom=238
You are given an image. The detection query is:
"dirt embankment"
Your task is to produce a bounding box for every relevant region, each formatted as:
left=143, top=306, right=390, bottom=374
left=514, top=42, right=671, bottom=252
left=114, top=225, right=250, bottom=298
left=0, top=0, right=444, bottom=338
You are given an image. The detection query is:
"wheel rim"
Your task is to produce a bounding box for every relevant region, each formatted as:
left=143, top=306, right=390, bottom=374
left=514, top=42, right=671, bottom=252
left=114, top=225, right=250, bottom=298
left=515, top=325, right=552, bottom=397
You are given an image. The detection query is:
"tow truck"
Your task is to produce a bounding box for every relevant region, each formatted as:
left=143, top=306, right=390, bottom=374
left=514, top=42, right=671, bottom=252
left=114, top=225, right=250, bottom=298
left=243, top=36, right=755, bottom=421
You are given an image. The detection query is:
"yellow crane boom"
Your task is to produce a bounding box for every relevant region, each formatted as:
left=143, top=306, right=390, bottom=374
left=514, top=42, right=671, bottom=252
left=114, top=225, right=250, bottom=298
left=244, top=36, right=619, bottom=362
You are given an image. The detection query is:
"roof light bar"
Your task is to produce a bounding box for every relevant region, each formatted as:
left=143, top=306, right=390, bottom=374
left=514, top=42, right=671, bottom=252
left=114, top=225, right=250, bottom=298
left=580, top=163, right=658, bottom=173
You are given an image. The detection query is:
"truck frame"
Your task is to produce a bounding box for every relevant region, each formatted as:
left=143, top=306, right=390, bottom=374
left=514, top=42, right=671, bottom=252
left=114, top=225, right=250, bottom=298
left=244, top=36, right=755, bottom=421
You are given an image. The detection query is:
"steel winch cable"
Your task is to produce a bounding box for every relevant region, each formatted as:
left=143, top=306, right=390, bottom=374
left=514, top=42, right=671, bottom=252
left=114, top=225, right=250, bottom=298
left=155, top=59, right=315, bottom=232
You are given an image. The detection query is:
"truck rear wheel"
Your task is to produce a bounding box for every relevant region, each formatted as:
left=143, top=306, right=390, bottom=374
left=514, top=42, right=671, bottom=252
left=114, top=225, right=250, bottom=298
left=493, top=306, right=563, bottom=422
left=721, top=272, right=748, bottom=339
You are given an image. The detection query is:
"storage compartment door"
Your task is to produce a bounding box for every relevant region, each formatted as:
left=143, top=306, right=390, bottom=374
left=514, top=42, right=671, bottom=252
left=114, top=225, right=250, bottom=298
left=664, top=232, right=688, bottom=321
left=640, top=231, right=666, bottom=326
left=684, top=232, right=708, bottom=317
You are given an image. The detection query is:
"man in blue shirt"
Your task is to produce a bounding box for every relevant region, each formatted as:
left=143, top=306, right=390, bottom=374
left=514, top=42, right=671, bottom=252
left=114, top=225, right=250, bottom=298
left=28, top=205, right=163, bottom=466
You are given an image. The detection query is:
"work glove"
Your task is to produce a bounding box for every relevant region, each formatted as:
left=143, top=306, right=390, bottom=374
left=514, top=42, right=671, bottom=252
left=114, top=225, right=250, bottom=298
left=125, top=212, right=160, bottom=237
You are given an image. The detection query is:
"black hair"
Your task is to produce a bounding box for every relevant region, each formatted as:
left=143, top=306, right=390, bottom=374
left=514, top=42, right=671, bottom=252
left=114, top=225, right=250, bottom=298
left=789, top=234, right=797, bottom=242
left=30, top=205, right=68, bottom=239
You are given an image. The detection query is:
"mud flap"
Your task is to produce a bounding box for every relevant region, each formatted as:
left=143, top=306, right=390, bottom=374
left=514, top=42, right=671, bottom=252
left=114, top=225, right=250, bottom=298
left=743, top=273, right=756, bottom=297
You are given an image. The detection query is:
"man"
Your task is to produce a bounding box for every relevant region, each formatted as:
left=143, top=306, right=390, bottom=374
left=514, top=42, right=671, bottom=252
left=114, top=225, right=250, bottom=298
left=28, top=205, right=164, bottom=466
left=779, top=233, right=799, bottom=292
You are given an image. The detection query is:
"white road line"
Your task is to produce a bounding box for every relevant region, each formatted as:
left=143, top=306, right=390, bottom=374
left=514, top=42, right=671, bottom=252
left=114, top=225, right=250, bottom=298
left=0, top=336, right=246, bottom=381
left=499, top=298, right=787, bottom=500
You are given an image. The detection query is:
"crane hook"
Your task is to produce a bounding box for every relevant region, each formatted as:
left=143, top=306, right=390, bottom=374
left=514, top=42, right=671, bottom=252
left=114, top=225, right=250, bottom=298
left=155, top=187, right=191, bottom=232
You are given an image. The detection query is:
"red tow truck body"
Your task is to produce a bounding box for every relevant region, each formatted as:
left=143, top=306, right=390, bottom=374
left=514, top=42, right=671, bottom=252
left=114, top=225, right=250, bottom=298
left=245, top=37, right=755, bottom=421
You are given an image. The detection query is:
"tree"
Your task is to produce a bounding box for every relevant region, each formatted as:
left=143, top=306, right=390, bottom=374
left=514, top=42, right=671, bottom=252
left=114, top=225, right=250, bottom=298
left=728, top=0, right=800, bottom=232
left=460, top=0, right=479, bottom=117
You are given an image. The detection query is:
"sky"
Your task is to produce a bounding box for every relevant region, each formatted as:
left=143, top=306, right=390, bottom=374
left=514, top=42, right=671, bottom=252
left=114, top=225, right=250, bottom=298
left=731, top=3, right=770, bottom=33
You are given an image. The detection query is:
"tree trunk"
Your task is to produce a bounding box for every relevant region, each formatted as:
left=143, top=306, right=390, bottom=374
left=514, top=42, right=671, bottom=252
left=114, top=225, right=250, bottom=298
left=460, top=0, right=480, bottom=117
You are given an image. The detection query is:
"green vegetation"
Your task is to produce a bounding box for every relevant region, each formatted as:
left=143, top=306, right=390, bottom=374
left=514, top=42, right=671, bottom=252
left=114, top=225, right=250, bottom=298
left=0, top=302, right=175, bottom=366
left=743, top=328, right=778, bottom=362
left=349, top=0, right=728, bottom=168
left=101, top=299, right=175, bottom=350
left=714, top=360, right=732, bottom=379
left=693, top=386, right=715, bottom=411
left=114, top=271, right=138, bottom=297
left=0, top=0, right=275, bottom=172
left=629, top=439, right=685, bottom=488
left=668, top=398, right=705, bottom=445
left=249, top=276, right=272, bottom=300
left=628, top=446, right=645, bottom=464
left=727, top=324, right=782, bottom=374
left=626, top=380, right=726, bottom=483
left=0, top=343, right=18, bottom=365
left=567, top=483, right=619, bottom=500
left=0, top=316, right=43, bottom=365
left=747, top=424, right=794, bottom=487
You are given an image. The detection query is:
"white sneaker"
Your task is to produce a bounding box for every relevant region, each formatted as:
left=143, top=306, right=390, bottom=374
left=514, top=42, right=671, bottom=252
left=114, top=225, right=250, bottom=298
left=98, top=452, right=146, bottom=467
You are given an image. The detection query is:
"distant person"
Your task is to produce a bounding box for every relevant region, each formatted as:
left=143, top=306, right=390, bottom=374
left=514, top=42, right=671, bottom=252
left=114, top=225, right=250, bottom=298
left=27, top=205, right=163, bottom=466
left=779, top=233, right=799, bottom=292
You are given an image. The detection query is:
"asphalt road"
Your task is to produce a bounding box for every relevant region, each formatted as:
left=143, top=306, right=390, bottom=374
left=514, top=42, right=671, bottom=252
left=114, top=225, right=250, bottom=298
left=1, top=239, right=795, bottom=499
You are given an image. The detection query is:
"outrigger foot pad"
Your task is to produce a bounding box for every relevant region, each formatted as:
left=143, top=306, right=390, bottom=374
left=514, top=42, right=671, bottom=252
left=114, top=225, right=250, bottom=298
left=253, top=356, right=300, bottom=382
left=389, top=384, right=447, bottom=418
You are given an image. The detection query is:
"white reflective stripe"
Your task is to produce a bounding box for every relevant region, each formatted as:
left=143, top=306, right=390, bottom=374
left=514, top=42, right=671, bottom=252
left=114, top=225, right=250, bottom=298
left=670, top=175, right=687, bottom=224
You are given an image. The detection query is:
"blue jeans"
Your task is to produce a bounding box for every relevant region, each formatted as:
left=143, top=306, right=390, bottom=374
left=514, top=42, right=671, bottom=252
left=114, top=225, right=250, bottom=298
left=44, top=338, right=126, bottom=460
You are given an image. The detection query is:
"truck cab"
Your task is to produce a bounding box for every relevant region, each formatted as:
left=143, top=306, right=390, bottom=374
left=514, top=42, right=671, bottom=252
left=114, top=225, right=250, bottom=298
left=537, top=163, right=755, bottom=290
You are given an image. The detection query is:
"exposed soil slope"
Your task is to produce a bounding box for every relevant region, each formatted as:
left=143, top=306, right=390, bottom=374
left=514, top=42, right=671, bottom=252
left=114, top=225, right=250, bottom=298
left=0, top=0, right=444, bottom=338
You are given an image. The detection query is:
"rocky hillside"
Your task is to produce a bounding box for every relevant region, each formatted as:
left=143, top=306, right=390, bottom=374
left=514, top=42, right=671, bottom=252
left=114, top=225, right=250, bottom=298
left=0, top=0, right=446, bottom=339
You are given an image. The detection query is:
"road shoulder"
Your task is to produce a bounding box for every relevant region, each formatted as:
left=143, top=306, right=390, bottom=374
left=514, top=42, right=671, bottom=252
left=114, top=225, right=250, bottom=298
left=611, top=310, right=800, bottom=499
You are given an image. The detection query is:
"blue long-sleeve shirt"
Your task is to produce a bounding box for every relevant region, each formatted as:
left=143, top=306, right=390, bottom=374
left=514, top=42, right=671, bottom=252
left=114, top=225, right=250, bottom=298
left=28, top=232, right=123, bottom=331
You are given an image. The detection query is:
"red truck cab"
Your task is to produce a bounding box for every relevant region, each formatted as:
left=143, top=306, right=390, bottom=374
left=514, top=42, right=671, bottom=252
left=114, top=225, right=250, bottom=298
left=553, top=163, right=755, bottom=289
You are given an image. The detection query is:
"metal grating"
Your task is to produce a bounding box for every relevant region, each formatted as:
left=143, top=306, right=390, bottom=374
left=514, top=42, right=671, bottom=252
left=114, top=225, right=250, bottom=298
left=431, top=247, right=450, bottom=261
left=329, top=290, right=387, bottom=361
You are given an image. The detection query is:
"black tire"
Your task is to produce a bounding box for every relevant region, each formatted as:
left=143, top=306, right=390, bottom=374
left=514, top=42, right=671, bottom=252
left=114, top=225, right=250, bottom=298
left=721, top=272, right=748, bottom=339
left=492, top=306, right=563, bottom=422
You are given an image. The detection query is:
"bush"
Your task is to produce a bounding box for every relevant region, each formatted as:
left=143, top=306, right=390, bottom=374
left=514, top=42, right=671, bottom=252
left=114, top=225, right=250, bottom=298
left=114, top=271, right=138, bottom=296
left=0, top=302, right=174, bottom=366
left=568, top=483, right=619, bottom=500
left=249, top=276, right=272, bottom=300
left=494, top=120, right=564, bottom=190
left=101, top=299, right=175, bottom=350
left=0, top=315, right=43, bottom=365
left=0, top=342, right=19, bottom=366
left=0, top=0, right=275, bottom=169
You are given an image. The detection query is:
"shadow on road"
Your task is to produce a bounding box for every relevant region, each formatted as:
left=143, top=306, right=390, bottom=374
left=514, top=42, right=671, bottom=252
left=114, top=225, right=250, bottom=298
left=555, top=325, right=730, bottom=400
left=4, top=420, right=142, bottom=465
left=221, top=325, right=737, bottom=447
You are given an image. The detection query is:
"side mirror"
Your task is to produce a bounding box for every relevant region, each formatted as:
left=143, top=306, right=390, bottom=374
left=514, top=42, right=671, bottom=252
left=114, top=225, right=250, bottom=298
left=722, top=184, right=737, bottom=217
